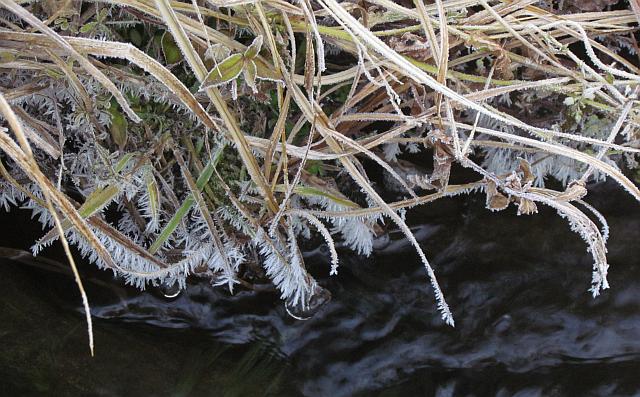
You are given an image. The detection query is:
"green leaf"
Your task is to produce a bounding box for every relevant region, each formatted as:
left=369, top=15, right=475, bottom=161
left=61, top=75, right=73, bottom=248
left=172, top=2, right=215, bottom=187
left=306, top=160, right=324, bottom=176
left=255, top=61, right=282, bottom=82
left=0, top=51, right=16, bottom=62
left=97, top=8, right=109, bottom=22
left=161, top=31, right=183, bottom=64
left=114, top=152, right=136, bottom=173
left=79, top=185, right=121, bottom=218
left=243, top=60, right=258, bottom=92
left=149, top=155, right=220, bottom=254
left=44, top=68, right=65, bottom=80
left=605, top=72, right=614, bottom=85
left=144, top=167, right=160, bottom=224
left=200, top=53, right=243, bottom=90
left=38, top=184, right=120, bottom=242
left=129, top=28, right=142, bottom=47
left=108, top=105, right=128, bottom=150
left=273, top=185, right=360, bottom=208
left=79, top=21, right=97, bottom=33
left=243, top=35, right=263, bottom=60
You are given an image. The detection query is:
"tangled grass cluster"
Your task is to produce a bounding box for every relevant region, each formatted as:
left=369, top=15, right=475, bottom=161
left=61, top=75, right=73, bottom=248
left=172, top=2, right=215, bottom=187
left=1, top=0, right=639, bottom=352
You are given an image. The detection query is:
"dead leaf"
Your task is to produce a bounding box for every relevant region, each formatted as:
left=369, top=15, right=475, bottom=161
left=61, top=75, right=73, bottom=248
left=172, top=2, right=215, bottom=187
left=485, top=179, right=510, bottom=211
left=517, top=198, right=538, bottom=215
left=518, top=157, right=535, bottom=185
left=388, top=32, right=432, bottom=62
left=556, top=179, right=588, bottom=202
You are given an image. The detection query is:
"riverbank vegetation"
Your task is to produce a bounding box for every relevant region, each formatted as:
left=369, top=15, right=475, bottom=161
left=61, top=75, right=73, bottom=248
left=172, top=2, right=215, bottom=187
left=0, top=0, right=639, bottom=353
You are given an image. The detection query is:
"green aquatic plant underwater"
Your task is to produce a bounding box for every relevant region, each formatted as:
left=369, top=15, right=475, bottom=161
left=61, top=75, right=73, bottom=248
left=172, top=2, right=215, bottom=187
left=0, top=0, right=639, bottom=353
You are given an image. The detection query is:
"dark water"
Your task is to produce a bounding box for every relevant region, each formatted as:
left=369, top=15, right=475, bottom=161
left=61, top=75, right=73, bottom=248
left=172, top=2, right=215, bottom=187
left=1, top=181, right=639, bottom=396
